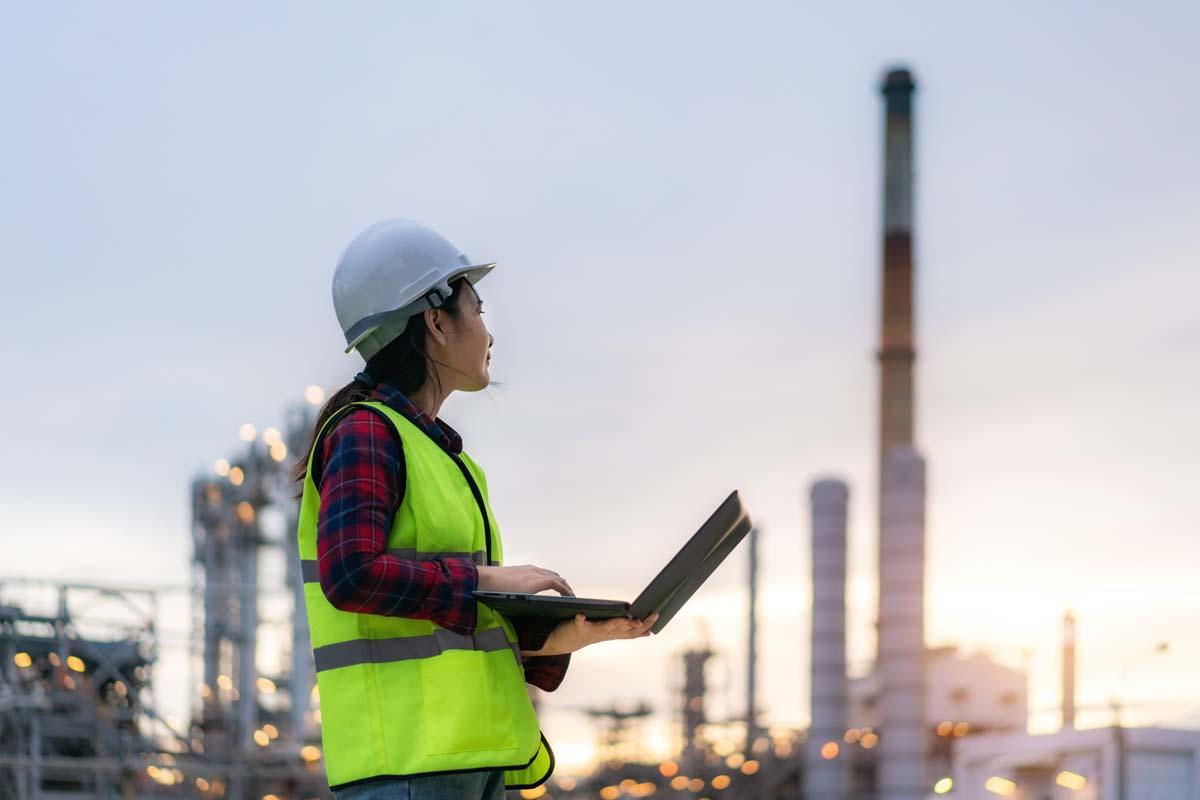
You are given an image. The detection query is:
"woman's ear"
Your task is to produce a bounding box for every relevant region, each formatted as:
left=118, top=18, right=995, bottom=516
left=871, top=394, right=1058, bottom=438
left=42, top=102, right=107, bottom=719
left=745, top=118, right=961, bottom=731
left=424, top=307, right=447, bottom=346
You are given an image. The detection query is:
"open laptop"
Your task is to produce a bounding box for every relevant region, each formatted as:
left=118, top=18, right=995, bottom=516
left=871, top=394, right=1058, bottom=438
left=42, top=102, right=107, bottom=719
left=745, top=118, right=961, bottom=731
left=473, top=490, right=751, bottom=635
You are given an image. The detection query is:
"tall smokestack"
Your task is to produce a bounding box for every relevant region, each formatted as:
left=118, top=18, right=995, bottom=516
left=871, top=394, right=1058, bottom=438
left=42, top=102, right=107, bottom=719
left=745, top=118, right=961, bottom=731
left=1062, top=610, right=1076, bottom=730
left=878, top=67, right=917, bottom=470
left=878, top=447, right=927, bottom=800
left=877, top=67, right=918, bottom=635
left=806, top=480, right=849, bottom=800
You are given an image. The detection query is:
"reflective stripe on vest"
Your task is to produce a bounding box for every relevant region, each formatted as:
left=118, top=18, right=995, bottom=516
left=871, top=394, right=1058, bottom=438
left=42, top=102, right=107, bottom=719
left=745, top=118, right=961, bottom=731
left=313, top=626, right=521, bottom=672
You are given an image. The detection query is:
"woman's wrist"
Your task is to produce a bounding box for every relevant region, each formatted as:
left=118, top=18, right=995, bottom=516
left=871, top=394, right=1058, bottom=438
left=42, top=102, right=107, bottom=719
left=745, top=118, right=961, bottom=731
left=476, top=565, right=493, bottom=592
left=522, top=620, right=573, bottom=657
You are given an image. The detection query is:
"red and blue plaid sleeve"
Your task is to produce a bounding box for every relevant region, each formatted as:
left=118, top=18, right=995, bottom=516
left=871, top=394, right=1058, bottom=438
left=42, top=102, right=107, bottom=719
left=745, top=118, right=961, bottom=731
left=511, top=618, right=571, bottom=695
left=512, top=618, right=570, bottom=692
left=315, top=409, right=479, bottom=635
left=523, top=653, right=570, bottom=692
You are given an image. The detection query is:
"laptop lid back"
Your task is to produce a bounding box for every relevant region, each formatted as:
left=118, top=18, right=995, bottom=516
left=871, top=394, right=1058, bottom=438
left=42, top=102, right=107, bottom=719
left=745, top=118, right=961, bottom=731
left=629, top=491, right=752, bottom=633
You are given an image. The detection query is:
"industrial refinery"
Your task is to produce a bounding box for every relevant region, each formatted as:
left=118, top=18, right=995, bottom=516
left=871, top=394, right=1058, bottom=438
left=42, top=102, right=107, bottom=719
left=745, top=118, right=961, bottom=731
left=2, top=60, right=1196, bottom=800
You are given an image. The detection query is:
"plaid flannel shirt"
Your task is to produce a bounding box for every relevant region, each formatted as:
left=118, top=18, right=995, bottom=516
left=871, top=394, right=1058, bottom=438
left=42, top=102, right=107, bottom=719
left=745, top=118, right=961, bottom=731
left=313, top=382, right=569, bottom=692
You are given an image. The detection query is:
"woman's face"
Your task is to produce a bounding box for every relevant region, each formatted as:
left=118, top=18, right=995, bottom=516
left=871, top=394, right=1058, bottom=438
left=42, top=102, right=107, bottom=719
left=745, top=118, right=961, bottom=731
left=428, top=281, right=493, bottom=392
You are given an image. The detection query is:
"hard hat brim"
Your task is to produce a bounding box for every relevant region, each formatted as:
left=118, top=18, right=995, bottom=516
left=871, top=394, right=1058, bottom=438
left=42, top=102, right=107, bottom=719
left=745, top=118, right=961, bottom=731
left=343, top=261, right=495, bottom=354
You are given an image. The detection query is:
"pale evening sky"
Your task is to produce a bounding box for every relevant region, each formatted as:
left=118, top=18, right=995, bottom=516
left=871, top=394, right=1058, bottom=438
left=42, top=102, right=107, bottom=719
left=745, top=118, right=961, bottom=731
left=2, top=1, right=1198, bottom=770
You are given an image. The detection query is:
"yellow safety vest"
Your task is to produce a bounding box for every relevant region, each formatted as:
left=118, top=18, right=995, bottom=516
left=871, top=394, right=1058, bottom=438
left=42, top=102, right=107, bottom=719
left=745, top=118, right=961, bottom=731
left=296, top=400, right=554, bottom=790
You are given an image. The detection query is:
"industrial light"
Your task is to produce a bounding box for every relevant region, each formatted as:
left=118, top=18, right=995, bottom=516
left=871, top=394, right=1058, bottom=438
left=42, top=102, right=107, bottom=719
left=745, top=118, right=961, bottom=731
left=300, top=745, right=322, bottom=763
left=687, top=778, right=704, bottom=792
left=214, top=458, right=230, bottom=477
left=263, top=794, right=281, bottom=800
left=600, top=787, right=619, bottom=800
left=936, top=720, right=953, bottom=736
left=712, top=774, right=731, bottom=789
left=844, top=728, right=861, bottom=743
left=557, top=777, right=577, bottom=790
left=820, top=741, right=840, bottom=759
left=860, top=732, right=879, bottom=749
left=725, top=753, right=744, bottom=769
left=147, top=764, right=178, bottom=786
left=305, top=385, right=326, bottom=406
left=740, top=760, right=760, bottom=775
left=257, top=677, right=276, bottom=694
left=229, top=467, right=245, bottom=486
left=518, top=787, right=546, bottom=799
left=659, top=761, right=678, bottom=777
left=263, top=428, right=282, bottom=446
left=670, top=776, right=689, bottom=790
left=269, top=442, right=288, bottom=462
left=1056, top=771, right=1087, bottom=790
left=985, top=776, right=1016, bottom=795
left=67, top=655, right=86, bottom=672
left=13, top=652, right=31, bottom=668
left=953, top=721, right=970, bottom=737
left=217, top=674, right=233, bottom=691
left=239, top=423, right=257, bottom=442
left=263, top=723, right=279, bottom=739
left=253, top=729, right=270, bottom=747
left=934, top=777, right=953, bottom=794
left=236, top=502, right=255, bottom=524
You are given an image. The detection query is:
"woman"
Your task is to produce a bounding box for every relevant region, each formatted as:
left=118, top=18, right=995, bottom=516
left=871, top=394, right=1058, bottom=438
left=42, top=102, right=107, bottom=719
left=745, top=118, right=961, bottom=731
left=294, top=219, right=658, bottom=799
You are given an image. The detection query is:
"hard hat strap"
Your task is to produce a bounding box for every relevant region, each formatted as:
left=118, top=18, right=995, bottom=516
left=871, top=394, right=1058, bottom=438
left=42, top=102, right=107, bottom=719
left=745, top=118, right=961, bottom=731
left=423, top=287, right=446, bottom=310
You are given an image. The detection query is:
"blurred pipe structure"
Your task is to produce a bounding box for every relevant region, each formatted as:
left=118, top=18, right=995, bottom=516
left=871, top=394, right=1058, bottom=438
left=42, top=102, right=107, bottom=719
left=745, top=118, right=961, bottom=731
left=745, top=525, right=761, bottom=751
left=1063, top=610, right=1076, bottom=730
left=878, top=448, right=927, bottom=800
left=806, top=479, right=849, bottom=800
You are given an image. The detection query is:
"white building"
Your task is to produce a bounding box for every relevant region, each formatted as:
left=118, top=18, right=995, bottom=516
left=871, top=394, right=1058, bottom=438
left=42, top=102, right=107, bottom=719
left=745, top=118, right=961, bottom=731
left=951, top=726, right=1200, bottom=800
left=849, top=647, right=1027, bottom=734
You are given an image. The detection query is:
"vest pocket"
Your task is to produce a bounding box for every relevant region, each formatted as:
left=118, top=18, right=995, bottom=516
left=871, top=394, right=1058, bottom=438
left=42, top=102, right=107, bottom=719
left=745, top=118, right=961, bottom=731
left=420, top=647, right=519, bottom=755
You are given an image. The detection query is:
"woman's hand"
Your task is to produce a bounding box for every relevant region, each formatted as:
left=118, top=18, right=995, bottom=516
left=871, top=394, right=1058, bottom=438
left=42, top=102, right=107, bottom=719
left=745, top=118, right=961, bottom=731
left=529, top=612, right=660, bottom=657
left=477, top=564, right=574, bottom=597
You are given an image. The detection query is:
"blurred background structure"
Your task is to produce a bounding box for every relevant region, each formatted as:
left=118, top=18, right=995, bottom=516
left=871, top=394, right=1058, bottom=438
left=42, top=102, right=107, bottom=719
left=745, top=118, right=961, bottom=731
left=3, top=3, right=1200, bottom=798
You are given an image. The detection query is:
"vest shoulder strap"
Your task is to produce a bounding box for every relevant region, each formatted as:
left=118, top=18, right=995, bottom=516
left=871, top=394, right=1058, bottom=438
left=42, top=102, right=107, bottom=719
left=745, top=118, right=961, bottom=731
left=309, top=401, right=398, bottom=489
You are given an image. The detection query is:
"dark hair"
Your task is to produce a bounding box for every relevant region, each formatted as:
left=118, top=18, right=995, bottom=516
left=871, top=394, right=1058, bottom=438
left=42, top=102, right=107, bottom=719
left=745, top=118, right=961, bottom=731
left=291, top=277, right=473, bottom=491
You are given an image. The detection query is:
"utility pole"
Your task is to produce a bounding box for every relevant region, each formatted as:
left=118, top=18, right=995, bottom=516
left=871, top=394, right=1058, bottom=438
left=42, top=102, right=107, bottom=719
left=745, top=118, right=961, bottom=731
left=1110, top=640, right=1169, bottom=800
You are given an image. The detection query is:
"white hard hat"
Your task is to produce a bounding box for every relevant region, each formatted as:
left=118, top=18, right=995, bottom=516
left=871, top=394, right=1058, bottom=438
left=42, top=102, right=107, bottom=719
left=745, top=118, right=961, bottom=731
left=332, top=219, right=494, bottom=361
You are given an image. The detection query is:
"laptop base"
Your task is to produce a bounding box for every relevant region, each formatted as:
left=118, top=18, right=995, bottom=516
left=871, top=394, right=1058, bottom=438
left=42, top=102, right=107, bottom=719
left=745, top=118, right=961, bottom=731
left=474, top=591, right=631, bottom=622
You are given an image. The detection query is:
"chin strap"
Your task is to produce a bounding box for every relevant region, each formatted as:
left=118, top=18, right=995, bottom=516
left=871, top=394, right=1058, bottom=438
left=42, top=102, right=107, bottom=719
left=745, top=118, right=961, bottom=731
left=354, top=371, right=378, bottom=389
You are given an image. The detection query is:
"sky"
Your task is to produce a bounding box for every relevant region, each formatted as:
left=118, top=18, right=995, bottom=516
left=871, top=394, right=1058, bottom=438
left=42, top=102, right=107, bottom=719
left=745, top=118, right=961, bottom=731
left=2, top=0, right=1199, bottom=773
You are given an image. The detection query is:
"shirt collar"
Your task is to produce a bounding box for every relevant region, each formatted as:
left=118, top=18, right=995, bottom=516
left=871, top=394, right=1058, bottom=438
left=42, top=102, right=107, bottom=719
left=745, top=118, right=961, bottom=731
left=368, top=382, right=464, bottom=455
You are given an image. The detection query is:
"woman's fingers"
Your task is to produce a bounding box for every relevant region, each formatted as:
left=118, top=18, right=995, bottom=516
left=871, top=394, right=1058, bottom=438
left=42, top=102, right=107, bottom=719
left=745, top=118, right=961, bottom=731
left=597, top=614, right=656, bottom=640
left=539, top=569, right=573, bottom=596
